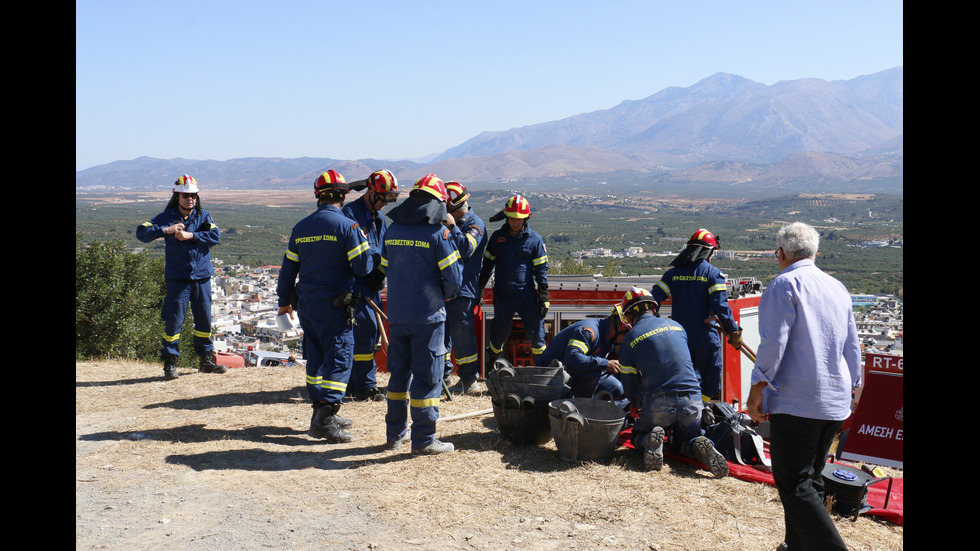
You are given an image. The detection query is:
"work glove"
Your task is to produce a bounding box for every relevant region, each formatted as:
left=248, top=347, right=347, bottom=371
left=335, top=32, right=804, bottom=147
left=701, top=402, right=716, bottom=427
left=538, top=288, right=549, bottom=318
left=366, top=263, right=386, bottom=292
left=727, top=329, right=743, bottom=349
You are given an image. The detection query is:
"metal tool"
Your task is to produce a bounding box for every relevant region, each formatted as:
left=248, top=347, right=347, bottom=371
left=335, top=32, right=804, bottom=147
left=707, top=316, right=756, bottom=362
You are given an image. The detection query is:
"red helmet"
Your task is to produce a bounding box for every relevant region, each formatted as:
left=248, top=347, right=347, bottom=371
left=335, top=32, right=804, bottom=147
left=611, top=303, right=633, bottom=332
left=621, top=287, right=656, bottom=316
left=173, top=174, right=200, bottom=194
left=688, top=228, right=719, bottom=249
left=314, top=170, right=348, bottom=198
left=367, top=169, right=399, bottom=202
left=368, top=169, right=398, bottom=193
left=411, top=173, right=448, bottom=202
left=503, top=194, right=531, bottom=219
left=445, top=181, right=469, bottom=211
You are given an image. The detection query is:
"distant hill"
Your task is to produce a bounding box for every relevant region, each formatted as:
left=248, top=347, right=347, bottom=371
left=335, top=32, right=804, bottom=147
left=76, top=68, right=902, bottom=196
left=434, top=68, right=903, bottom=167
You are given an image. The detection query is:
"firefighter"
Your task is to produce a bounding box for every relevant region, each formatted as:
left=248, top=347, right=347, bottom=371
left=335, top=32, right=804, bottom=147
left=342, top=169, right=399, bottom=401
left=137, top=174, right=225, bottom=380
left=442, top=181, right=489, bottom=394
left=536, top=304, right=632, bottom=401
left=617, top=287, right=729, bottom=478
left=378, top=174, right=464, bottom=455
left=277, top=170, right=375, bottom=443
left=478, top=195, right=549, bottom=369
left=649, top=229, right=742, bottom=401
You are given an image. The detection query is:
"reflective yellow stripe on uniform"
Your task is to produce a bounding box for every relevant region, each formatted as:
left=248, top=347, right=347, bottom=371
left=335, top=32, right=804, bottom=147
left=411, top=397, right=440, bottom=408
left=456, top=352, right=478, bottom=365
left=620, top=365, right=638, bottom=375
left=162, top=332, right=180, bottom=342
left=285, top=249, right=299, bottom=262
left=193, top=329, right=211, bottom=339
left=348, top=241, right=369, bottom=261
left=532, top=255, right=548, bottom=266
left=655, top=280, right=670, bottom=295
left=306, top=375, right=322, bottom=386
left=353, top=352, right=375, bottom=362
left=483, top=250, right=496, bottom=261
left=465, top=233, right=478, bottom=250
left=531, top=344, right=546, bottom=355
left=321, top=379, right=347, bottom=392
left=568, top=339, right=589, bottom=355
left=489, top=342, right=504, bottom=354
left=438, top=250, right=461, bottom=270
left=387, top=390, right=409, bottom=400
left=708, top=283, right=727, bottom=294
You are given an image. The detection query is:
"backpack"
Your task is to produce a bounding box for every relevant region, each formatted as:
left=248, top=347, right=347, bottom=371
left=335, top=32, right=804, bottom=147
left=704, top=402, right=771, bottom=467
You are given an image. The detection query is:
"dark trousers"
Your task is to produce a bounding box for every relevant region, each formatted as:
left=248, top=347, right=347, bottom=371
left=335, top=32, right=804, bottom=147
left=769, top=414, right=848, bottom=551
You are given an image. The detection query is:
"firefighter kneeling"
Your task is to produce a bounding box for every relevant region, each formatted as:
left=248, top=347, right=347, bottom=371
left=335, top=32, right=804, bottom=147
left=617, top=288, right=729, bottom=478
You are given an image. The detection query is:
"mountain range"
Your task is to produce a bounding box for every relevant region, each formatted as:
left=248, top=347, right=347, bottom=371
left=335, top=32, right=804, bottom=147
left=76, top=68, right=902, bottom=195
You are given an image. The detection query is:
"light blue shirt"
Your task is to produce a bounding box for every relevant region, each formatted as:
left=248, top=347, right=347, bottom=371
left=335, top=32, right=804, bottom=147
left=751, top=259, right=862, bottom=421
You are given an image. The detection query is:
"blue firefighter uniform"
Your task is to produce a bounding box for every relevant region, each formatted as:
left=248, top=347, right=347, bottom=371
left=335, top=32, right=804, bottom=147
left=380, top=196, right=463, bottom=450
left=277, top=203, right=373, bottom=406
left=137, top=206, right=221, bottom=359
left=479, top=222, right=549, bottom=361
left=618, top=311, right=707, bottom=458
left=649, top=259, right=739, bottom=400
left=443, top=208, right=488, bottom=382
left=342, top=196, right=387, bottom=397
left=536, top=317, right=624, bottom=400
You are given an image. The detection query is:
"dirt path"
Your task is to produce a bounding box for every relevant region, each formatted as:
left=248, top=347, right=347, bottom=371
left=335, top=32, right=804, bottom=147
left=76, top=360, right=903, bottom=550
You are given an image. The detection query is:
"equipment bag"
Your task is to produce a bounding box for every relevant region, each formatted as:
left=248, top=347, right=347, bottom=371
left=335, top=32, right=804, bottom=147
left=704, top=402, right=771, bottom=467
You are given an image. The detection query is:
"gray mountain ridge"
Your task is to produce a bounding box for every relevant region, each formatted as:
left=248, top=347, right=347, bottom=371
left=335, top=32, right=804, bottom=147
left=76, top=68, right=902, bottom=195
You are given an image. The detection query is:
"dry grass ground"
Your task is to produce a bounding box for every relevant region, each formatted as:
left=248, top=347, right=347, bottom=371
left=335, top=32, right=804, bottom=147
left=76, top=360, right=903, bottom=551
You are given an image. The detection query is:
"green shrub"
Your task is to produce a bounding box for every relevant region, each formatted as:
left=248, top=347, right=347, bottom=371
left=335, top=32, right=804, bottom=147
left=75, top=234, right=166, bottom=361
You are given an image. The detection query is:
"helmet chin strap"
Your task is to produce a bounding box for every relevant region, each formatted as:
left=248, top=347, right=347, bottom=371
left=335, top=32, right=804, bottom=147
left=367, top=190, right=386, bottom=211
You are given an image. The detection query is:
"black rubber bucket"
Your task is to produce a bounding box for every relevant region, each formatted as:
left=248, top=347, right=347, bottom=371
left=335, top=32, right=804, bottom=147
left=821, top=463, right=874, bottom=516
left=491, top=393, right=553, bottom=445
left=548, top=397, right=626, bottom=462
left=491, top=364, right=567, bottom=402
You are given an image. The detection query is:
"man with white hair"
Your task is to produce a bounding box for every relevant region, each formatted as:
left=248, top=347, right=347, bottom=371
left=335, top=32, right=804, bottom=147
left=746, top=222, right=862, bottom=551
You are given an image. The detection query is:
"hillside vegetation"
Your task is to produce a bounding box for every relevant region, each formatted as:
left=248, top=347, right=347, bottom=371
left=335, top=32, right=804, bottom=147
left=76, top=190, right=903, bottom=296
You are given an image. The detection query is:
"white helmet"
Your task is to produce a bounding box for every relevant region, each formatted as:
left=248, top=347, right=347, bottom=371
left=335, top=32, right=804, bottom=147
left=173, top=174, right=201, bottom=194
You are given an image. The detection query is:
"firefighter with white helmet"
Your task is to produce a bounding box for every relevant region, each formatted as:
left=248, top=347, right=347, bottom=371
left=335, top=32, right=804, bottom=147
left=478, top=194, right=549, bottom=369
left=441, top=181, right=489, bottom=394
left=277, top=169, right=375, bottom=443
left=377, top=174, right=464, bottom=455
left=617, top=287, right=729, bottom=478
left=137, top=174, right=225, bottom=380
left=342, top=169, right=399, bottom=401
left=649, top=229, right=742, bottom=402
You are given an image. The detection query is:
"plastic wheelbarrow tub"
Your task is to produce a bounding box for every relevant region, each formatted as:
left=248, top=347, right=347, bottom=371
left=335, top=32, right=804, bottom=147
left=549, top=397, right=626, bottom=462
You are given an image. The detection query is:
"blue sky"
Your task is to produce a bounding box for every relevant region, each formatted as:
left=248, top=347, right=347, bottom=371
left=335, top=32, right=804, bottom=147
left=76, top=1, right=903, bottom=171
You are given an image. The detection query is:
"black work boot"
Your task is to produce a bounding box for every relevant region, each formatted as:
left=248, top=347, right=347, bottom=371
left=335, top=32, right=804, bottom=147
left=163, top=355, right=179, bottom=380
left=199, top=351, right=227, bottom=374
left=310, top=402, right=354, bottom=429
left=309, top=402, right=353, bottom=443
left=691, top=435, right=729, bottom=478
